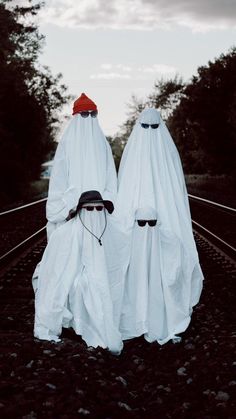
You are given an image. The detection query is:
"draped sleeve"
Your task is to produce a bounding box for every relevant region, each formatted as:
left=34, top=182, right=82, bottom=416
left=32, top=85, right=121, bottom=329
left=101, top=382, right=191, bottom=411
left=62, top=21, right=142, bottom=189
left=46, top=141, right=79, bottom=224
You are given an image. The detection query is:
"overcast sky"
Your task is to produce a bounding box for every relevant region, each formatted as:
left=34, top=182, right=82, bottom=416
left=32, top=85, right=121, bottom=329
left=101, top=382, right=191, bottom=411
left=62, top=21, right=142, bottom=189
left=22, top=0, right=236, bottom=135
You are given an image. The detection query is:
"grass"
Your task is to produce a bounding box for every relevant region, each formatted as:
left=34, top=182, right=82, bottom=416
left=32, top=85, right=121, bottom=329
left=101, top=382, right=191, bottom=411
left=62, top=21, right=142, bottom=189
left=185, top=174, right=236, bottom=208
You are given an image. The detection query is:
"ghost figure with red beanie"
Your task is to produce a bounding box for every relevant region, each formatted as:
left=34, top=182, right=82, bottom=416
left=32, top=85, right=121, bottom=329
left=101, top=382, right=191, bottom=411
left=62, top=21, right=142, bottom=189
left=32, top=94, right=127, bottom=354
left=46, top=93, right=117, bottom=239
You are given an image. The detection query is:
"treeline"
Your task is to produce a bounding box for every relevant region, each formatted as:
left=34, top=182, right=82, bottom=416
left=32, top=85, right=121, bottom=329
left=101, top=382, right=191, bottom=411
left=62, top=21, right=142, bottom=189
left=1, top=0, right=235, bottom=207
left=0, top=0, right=71, bottom=205
left=110, top=47, right=236, bottom=177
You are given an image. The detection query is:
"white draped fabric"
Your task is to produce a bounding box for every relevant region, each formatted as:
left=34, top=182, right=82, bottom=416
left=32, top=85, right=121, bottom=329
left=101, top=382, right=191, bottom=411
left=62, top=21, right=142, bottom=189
left=46, top=115, right=117, bottom=238
left=120, top=207, right=191, bottom=344
left=116, top=108, right=203, bottom=337
left=34, top=208, right=126, bottom=354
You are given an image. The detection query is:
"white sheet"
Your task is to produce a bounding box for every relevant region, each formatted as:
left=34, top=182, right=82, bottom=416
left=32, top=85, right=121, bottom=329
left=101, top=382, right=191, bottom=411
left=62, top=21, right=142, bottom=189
left=46, top=114, right=117, bottom=238
left=116, top=109, right=204, bottom=341
left=34, top=208, right=126, bottom=354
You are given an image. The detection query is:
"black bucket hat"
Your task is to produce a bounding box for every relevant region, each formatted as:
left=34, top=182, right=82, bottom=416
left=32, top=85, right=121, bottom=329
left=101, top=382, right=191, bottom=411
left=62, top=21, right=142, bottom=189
left=76, top=190, right=114, bottom=214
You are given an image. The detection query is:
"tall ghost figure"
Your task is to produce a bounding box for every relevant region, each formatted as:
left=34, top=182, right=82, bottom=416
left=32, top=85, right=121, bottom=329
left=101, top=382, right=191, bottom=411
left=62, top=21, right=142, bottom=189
left=46, top=93, right=117, bottom=239
left=116, top=108, right=203, bottom=340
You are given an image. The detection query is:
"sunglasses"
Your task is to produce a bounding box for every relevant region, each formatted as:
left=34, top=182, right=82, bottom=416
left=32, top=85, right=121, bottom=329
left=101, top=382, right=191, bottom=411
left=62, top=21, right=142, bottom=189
left=79, top=110, right=98, bottom=118
left=82, top=205, right=104, bottom=211
left=140, top=123, right=159, bottom=129
left=137, top=220, right=157, bottom=227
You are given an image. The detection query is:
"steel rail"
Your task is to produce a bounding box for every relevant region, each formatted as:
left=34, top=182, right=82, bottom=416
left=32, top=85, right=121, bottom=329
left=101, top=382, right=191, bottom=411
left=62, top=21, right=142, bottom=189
left=0, top=198, right=47, bottom=216
left=0, top=193, right=235, bottom=215
left=0, top=226, right=46, bottom=263
left=1, top=195, right=235, bottom=216
left=188, top=194, right=236, bottom=213
left=0, top=194, right=235, bottom=263
left=192, top=220, right=236, bottom=253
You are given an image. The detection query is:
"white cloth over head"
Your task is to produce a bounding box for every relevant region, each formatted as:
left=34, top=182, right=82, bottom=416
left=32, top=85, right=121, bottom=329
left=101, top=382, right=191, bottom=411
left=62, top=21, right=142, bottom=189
left=120, top=207, right=191, bottom=344
left=46, top=114, right=117, bottom=238
left=34, top=207, right=126, bottom=354
left=116, top=108, right=203, bottom=319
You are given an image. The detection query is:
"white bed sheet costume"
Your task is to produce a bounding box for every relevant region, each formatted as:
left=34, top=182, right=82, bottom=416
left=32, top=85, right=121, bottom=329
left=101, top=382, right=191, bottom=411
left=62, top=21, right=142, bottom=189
left=33, top=94, right=127, bottom=353
left=116, top=108, right=204, bottom=344
left=46, top=93, right=117, bottom=239
left=34, top=191, right=128, bottom=354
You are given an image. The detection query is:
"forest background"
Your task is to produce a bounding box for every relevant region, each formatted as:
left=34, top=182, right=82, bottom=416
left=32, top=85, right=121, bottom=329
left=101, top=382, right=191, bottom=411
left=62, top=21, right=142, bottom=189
left=0, top=0, right=235, bottom=207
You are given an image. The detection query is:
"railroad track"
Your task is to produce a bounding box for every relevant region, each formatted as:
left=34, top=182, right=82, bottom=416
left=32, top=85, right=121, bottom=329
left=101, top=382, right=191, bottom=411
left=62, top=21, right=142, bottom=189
left=0, top=194, right=235, bottom=267
left=189, top=195, right=236, bottom=261
left=0, top=198, right=47, bottom=267
left=0, top=195, right=235, bottom=418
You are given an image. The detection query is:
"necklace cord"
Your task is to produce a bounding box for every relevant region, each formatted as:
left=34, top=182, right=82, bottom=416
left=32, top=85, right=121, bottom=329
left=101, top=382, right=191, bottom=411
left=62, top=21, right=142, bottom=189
left=78, top=209, right=107, bottom=245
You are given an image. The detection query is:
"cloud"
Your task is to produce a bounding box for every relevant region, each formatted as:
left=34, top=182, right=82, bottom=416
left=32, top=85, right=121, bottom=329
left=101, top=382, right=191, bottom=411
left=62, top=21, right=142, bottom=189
left=100, top=64, right=132, bottom=71
left=138, top=64, right=176, bottom=74
left=90, top=72, right=131, bottom=80
left=39, top=0, right=236, bottom=31
left=90, top=63, right=177, bottom=80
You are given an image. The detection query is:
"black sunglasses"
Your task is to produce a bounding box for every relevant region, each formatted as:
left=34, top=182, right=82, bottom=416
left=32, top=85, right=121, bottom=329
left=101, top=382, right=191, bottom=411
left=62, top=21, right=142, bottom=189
left=79, top=110, right=98, bottom=118
left=82, top=205, right=104, bottom=211
left=137, top=219, right=157, bottom=227
left=141, top=123, right=159, bottom=129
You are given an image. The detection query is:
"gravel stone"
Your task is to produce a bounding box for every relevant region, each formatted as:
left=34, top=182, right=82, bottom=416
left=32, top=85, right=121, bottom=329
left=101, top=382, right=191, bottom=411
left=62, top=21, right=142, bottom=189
left=26, top=360, right=34, bottom=368
left=78, top=408, right=90, bottom=415
left=229, top=380, right=236, bottom=386
left=215, top=391, right=230, bottom=402
left=22, top=412, right=37, bottom=419
left=10, top=353, right=17, bottom=358
left=177, top=367, right=187, bottom=376
left=184, top=343, right=195, bottom=350
left=46, top=383, right=57, bottom=390
left=115, top=376, right=128, bottom=387
left=117, top=402, right=132, bottom=411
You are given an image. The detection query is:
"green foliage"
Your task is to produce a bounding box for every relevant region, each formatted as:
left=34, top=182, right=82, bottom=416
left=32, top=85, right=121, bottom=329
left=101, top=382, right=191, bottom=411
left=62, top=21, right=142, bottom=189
left=115, top=49, right=236, bottom=176
left=106, top=135, right=125, bottom=171
left=0, top=0, right=71, bottom=205
left=148, top=75, right=185, bottom=120
left=169, top=47, right=236, bottom=175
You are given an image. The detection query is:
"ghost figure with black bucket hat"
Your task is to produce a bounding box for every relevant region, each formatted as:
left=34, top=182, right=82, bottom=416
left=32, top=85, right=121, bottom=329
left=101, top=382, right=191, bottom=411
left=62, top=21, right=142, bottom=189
left=46, top=93, right=117, bottom=240
left=34, top=190, right=128, bottom=354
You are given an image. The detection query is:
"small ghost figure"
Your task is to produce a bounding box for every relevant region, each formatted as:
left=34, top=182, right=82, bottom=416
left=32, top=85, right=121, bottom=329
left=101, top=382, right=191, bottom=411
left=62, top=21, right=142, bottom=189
left=120, top=207, right=191, bottom=345
left=34, top=191, right=124, bottom=355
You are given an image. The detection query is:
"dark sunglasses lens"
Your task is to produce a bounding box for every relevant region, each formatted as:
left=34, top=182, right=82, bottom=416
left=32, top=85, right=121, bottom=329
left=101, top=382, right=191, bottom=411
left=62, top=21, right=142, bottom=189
left=151, top=124, right=159, bottom=129
left=137, top=220, right=146, bottom=227
left=141, top=123, right=149, bottom=129
left=96, top=206, right=103, bottom=211
left=85, top=206, right=94, bottom=211
left=80, top=112, right=89, bottom=118
left=148, top=220, right=157, bottom=226
left=91, top=110, right=98, bottom=118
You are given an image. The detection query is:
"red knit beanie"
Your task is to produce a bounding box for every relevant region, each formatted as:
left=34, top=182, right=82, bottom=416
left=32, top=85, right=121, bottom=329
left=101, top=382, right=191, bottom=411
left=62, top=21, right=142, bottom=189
left=72, top=93, right=97, bottom=115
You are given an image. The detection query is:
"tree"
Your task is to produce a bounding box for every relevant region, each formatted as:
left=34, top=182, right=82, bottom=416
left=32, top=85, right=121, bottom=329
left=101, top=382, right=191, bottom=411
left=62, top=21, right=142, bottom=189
left=148, top=75, right=185, bottom=121
left=169, top=47, right=236, bottom=174
left=0, top=0, right=71, bottom=205
left=115, top=49, right=236, bottom=176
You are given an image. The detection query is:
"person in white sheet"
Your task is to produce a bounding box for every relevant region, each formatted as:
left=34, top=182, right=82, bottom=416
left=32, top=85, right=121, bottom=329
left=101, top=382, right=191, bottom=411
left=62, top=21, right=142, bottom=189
left=46, top=93, right=117, bottom=240
left=116, top=108, right=204, bottom=341
left=34, top=190, right=124, bottom=355
left=120, top=207, right=191, bottom=344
